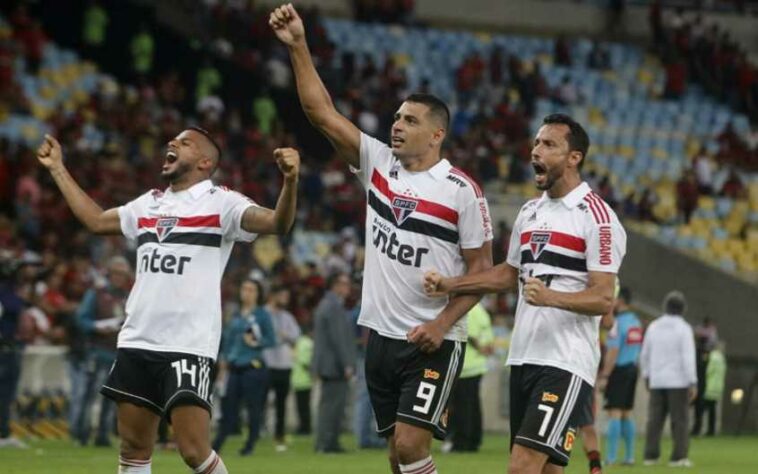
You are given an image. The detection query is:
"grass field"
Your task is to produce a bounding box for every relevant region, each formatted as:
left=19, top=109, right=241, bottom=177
left=3, top=433, right=757, bottom=473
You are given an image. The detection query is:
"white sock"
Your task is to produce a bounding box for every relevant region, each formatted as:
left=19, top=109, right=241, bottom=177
left=194, top=450, right=228, bottom=474
left=118, top=456, right=151, bottom=473
left=399, top=455, right=438, bottom=474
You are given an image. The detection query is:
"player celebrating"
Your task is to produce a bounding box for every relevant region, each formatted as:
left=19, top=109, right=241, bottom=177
left=36, top=128, right=299, bottom=474
left=269, top=5, right=493, bottom=473
left=425, top=114, right=626, bottom=474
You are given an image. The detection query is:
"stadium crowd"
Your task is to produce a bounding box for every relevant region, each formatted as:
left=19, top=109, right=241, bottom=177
left=0, top=0, right=740, bottom=471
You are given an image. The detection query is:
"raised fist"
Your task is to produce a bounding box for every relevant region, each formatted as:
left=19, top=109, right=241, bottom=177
left=269, top=3, right=305, bottom=47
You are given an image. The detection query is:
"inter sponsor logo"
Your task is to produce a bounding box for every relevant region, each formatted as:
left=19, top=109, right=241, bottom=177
left=371, top=219, right=430, bottom=268
left=391, top=196, right=418, bottom=225
left=599, top=225, right=612, bottom=265
left=530, top=232, right=551, bottom=259
left=541, top=391, right=559, bottom=403
left=156, top=216, right=179, bottom=241
left=139, top=248, right=192, bottom=275
left=424, top=369, right=440, bottom=380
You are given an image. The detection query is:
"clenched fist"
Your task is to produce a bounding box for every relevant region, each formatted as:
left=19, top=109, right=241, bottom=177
left=423, top=270, right=450, bottom=297
left=36, top=134, right=64, bottom=170
left=523, top=277, right=552, bottom=307
left=269, top=3, right=305, bottom=46
left=274, top=147, right=300, bottom=181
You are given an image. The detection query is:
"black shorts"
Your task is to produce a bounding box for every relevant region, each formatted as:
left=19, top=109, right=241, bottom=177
left=365, top=330, right=464, bottom=440
left=101, top=348, right=216, bottom=418
left=604, top=364, right=638, bottom=410
left=509, top=364, right=593, bottom=467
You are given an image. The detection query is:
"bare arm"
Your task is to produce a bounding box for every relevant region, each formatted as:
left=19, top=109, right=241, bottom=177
left=269, top=4, right=360, bottom=167
left=36, top=135, right=121, bottom=235
left=424, top=261, right=519, bottom=296
left=241, top=148, right=299, bottom=234
left=523, top=271, right=615, bottom=316
left=409, top=242, right=493, bottom=353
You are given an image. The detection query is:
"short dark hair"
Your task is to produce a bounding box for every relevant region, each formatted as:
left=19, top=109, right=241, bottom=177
left=242, top=278, right=266, bottom=306
left=187, top=126, right=222, bottom=161
left=542, top=114, right=590, bottom=169
left=663, top=290, right=687, bottom=315
left=326, top=272, right=350, bottom=290
left=618, top=286, right=632, bottom=305
left=405, top=93, right=450, bottom=131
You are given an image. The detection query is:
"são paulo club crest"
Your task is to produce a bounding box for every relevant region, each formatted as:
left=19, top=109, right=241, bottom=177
left=391, top=196, right=418, bottom=225
left=529, top=232, right=551, bottom=259
left=156, top=217, right=179, bottom=241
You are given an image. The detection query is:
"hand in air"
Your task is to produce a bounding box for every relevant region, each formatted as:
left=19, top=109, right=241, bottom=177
left=274, top=148, right=300, bottom=181
left=269, top=3, right=305, bottom=46
left=36, top=134, right=63, bottom=170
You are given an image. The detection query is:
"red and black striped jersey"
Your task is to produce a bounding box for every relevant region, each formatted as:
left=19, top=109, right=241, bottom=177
left=352, top=133, right=493, bottom=342
left=117, top=179, right=259, bottom=359
left=505, top=182, right=627, bottom=385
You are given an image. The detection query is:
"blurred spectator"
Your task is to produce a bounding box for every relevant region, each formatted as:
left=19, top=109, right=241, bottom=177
left=719, top=168, right=746, bottom=199
left=663, top=55, right=687, bottom=100
left=69, top=256, right=131, bottom=447
left=313, top=272, right=356, bottom=454
left=0, top=256, right=29, bottom=448
left=692, top=147, right=714, bottom=195
left=130, top=23, right=154, bottom=81
left=691, top=316, right=718, bottom=438
left=291, top=328, right=314, bottom=436
left=587, top=41, right=611, bottom=70
left=196, top=58, right=223, bottom=104
left=213, top=279, right=276, bottom=456
left=637, top=187, right=658, bottom=222
left=443, top=303, right=493, bottom=453
left=554, top=35, right=571, bottom=67
left=675, top=170, right=699, bottom=224
left=701, top=341, right=726, bottom=436
left=81, top=0, right=108, bottom=62
left=263, top=285, right=301, bottom=452
left=641, top=291, right=697, bottom=467
left=253, top=91, right=278, bottom=136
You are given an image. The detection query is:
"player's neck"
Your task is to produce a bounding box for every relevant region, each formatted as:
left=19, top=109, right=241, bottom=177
left=546, top=173, right=582, bottom=199
left=241, top=303, right=255, bottom=314
left=169, top=175, right=207, bottom=193
left=399, top=152, right=441, bottom=173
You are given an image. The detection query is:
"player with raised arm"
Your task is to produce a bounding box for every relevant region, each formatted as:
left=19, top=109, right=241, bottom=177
left=269, top=4, right=493, bottom=473
left=424, top=114, right=626, bottom=474
left=36, top=128, right=299, bottom=474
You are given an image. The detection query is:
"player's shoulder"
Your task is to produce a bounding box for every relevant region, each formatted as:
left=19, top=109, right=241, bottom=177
left=209, top=185, right=257, bottom=206
left=578, top=190, right=621, bottom=226
left=445, top=166, right=484, bottom=201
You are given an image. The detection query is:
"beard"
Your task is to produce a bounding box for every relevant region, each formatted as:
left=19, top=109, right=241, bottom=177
left=161, top=161, right=192, bottom=183
left=535, top=165, right=564, bottom=191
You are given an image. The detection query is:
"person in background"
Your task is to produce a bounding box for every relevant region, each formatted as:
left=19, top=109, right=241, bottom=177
left=263, top=285, right=301, bottom=452
left=691, top=316, right=718, bottom=436
left=702, top=341, right=726, bottom=436
left=641, top=291, right=697, bottom=467
left=0, top=256, right=29, bottom=449
left=292, top=325, right=314, bottom=436
left=442, top=302, right=494, bottom=453
left=72, top=256, right=132, bottom=447
left=212, top=279, right=275, bottom=455
left=597, top=287, right=642, bottom=466
left=313, top=272, right=356, bottom=453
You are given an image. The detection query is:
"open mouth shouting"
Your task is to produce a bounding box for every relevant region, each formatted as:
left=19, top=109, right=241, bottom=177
left=162, top=149, right=178, bottom=173
left=532, top=160, right=548, bottom=187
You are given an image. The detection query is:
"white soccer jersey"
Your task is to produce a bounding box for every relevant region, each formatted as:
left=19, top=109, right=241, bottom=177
left=505, top=182, right=626, bottom=385
left=117, top=179, right=258, bottom=359
left=353, top=133, right=493, bottom=342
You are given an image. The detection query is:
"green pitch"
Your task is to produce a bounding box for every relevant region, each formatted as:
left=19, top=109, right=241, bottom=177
left=3, top=434, right=756, bottom=473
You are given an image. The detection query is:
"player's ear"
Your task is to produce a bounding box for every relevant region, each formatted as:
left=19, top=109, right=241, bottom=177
left=431, top=128, right=446, bottom=147
left=568, top=150, right=583, bottom=169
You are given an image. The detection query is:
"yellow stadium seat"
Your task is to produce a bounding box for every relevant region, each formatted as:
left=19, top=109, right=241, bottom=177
left=698, top=196, right=716, bottom=211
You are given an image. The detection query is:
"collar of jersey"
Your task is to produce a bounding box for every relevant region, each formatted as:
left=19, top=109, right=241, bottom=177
left=396, top=157, right=451, bottom=180
left=165, top=179, right=213, bottom=200
left=537, top=181, right=591, bottom=209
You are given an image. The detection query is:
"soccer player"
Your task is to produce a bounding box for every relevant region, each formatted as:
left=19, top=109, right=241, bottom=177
left=424, top=114, right=627, bottom=474
left=35, top=129, right=300, bottom=474
left=597, top=287, right=642, bottom=466
left=269, top=5, right=493, bottom=473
